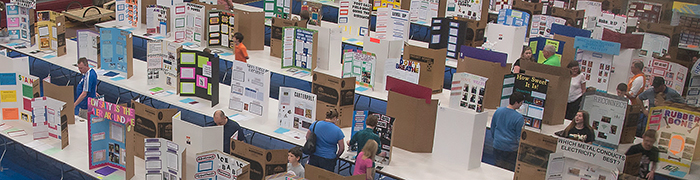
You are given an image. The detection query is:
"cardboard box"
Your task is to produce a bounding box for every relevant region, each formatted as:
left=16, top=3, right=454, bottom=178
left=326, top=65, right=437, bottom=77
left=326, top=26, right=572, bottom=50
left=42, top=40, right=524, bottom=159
left=620, top=104, right=642, bottom=144
left=553, top=35, right=576, bottom=68
left=402, top=44, right=446, bottom=94
left=234, top=5, right=265, bottom=50
left=270, top=18, right=308, bottom=58
left=456, top=52, right=511, bottom=109
left=512, top=0, right=543, bottom=37
left=520, top=60, right=570, bottom=125
left=513, top=129, right=558, bottom=180
left=32, top=80, right=75, bottom=124
left=453, top=16, right=487, bottom=47
left=311, top=71, right=355, bottom=128
left=230, top=139, right=287, bottom=180
left=549, top=7, right=584, bottom=28
left=131, top=100, right=178, bottom=159
left=305, top=165, right=364, bottom=180
left=386, top=91, right=439, bottom=153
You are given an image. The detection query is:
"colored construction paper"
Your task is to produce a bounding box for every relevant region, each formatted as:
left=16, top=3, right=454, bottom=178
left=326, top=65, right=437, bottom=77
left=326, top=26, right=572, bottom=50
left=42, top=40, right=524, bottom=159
left=42, top=147, right=61, bottom=155
left=94, top=166, right=118, bottom=176
left=2, top=108, right=19, bottom=119
left=43, top=55, right=55, bottom=59
left=0, top=73, right=16, bottom=85
left=179, top=98, right=195, bottom=104
left=219, top=52, right=233, bottom=56
left=110, top=77, right=126, bottom=81
left=103, top=71, right=120, bottom=77
left=355, top=87, right=368, bottom=92
left=274, top=127, right=291, bottom=134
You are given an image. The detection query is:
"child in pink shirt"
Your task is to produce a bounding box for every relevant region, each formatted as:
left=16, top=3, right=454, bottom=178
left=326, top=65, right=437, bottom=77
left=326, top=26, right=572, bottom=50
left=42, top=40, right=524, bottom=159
left=354, top=140, right=378, bottom=180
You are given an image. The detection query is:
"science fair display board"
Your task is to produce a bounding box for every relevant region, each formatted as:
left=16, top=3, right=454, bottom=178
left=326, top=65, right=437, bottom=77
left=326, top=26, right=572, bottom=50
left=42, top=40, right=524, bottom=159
left=646, top=106, right=700, bottom=178
left=338, top=1, right=371, bottom=39
left=178, top=50, right=220, bottom=107
left=171, top=3, right=207, bottom=46
left=529, top=37, right=565, bottom=64
left=31, top=96, right=69, bottom=148
left=87, top=97, right=135, bottom=179
left=0, top=56, right=34, bottom=124
left=281, top=27, right=318, bottom=71
left=77, top=30, right=100, bottom=68
left=278, top=87, right=316, bottom=131
left=409, top=0, right=439, bottom=23
left=147, top=39, right=181, bottom=90
left=444, top=0, right=488, bottom=21
left=301, top=1, right=322, bottom=26
left=144, top=138, right=185, bottom=180
left=580, top=92, right=628, bottom=149
left=207, top=10, right=235, bottom=48
left=351, top=111, right=395, bottom=164
left=586, top=12, right=627, bottom=39
left=497, top=9, right=530, bottom=27
left=342, top=49, right=376, bottom=88
left=627, top=1, right=663, bottom=23
left=36, top=10, right=66, bottom=56
left=634, top=32, right=671, bottom=58
left=312, top=71, right=355, bottom=128
left=429, top=17, right=467, bottom=59
left=374, top=0, right=400, bottom=10
left=530, top=15, right=566, bottom=38
left=194, top=150, right=250, bottom=180
left=687, top=75, right=700, bottom=106
left=32, top=78, right=75, bottom=125
left=403, top=44, right=447, bottom=94
left=633, top=57, right=688, bottom=93
left=5, top=2, right=36, bottom=45
left=264, top=0, right=291, bottom=19
left=545, top=138, right=627, bottom=180
left=115, top=0, right=140, bottom=28
left=491, top=0, right=512, bottom=11
left=501, top=73, right=548, bottom=132
left=573, top=37, right=621, bottom=92
left=449, top=72, right=487, bottom=113
left=146, top=5, right=170, bottom=36
left=484, top=23, right=528, bottom=63
left=229, top=60, right=270, bottom=117
left=100, top=28, right=134, bottom=78
left=375, top=8, right=409, bottom=41
left=131, top=101, right=179, bottom=158
left=307, top=25, right=342, bottom=71
left=432, top=106, right=487, bottom=170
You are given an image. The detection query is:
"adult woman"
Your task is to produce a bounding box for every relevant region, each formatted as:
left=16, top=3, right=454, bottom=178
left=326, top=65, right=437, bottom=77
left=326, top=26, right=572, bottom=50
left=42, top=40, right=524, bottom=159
left=562, top=111, right=595, bottom=143
left=306, top=109, right=345, bottom=172
left=512, top=46, right=534, bottom=73
left=565, top=61, right=586, bottom=120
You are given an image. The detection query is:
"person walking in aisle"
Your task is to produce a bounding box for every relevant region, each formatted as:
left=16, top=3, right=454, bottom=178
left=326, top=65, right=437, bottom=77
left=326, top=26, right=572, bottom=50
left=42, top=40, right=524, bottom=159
left=490, top=91, right=526, bottom=171
left=306, top=109, right=345, bottom=172
left=74, top=58, right=98, bottom=120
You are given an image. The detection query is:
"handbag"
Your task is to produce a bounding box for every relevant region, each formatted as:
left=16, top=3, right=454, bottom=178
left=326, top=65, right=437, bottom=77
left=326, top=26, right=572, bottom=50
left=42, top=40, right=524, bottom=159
left=302, top=121, right=318, bottom=154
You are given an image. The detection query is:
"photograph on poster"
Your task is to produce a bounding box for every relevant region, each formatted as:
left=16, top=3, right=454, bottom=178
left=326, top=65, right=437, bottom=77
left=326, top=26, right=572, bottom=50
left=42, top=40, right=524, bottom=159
left=646, top=106, right=699, bottom=178
left=445, top=0, right=483, bottom=20
left=342, top=49, right=376, bottom=88
left=634, top=57, right=688, bottom=93
left=178, top=50, right=220, bottom=106
left=87, top=97, right=134, bottom=170
left=530, top=15, right=566, bottom=38
left=450, top=72, right=487, bottom=113
left=501, top=74, right=548, bottom=131
left=278, top=87, right=316, bottom=131
left=351, top=110, right=395, bottom=164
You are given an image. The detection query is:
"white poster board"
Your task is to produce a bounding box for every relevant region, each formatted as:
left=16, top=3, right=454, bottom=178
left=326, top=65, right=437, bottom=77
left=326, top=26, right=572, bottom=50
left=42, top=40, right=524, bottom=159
left=78, top=30, right=100, bottom=68
left=449, top=72, right=488, bottom=113
left=580, top=92, right=628, bottom=149
left=545, top=153, right=619, bottom=180
left=194, top=150, right=249, bottom=180
left=31, top=96, right=65, bottom=140
left=185, top=3, right=206, bottom=46
left=342, top=50, right=377, bottom=88
left=375, top=8, right=410, bottom=41
left=229, top=60, right=270, bottom=117
left=144, top=138, right=185, bottom=180
left=485, top=23, right=528, bottom=64
left=530, top=15, right=567, bottom=38
left=646, top=106, right=700, bottom=178
left=577, top=50, right=613, bottom=91
left=277, top=87, right=316, bottom=131
left=363, top=37, right=403, bottom=91
left=433, top=106, right=487, bottom=169
left=409, top=0, right=439, bottom=23
left=146, top=5, right=169, bottom=37
left=338, top=1, right=371, bottom=39
left=146, top=40, right=180, bottom=91
left=586, top=12, right=627, bottom=39
left=308, top=26, right=343, bottom=71
left=384, top=58, right=420, bottom=85
left=634, top=32, right=670, bottom=58
left=115, top=0, right=140, bottom=28
left=445, top=0, right=483, bottom=21
left=634, top=57, right=688, bottom=93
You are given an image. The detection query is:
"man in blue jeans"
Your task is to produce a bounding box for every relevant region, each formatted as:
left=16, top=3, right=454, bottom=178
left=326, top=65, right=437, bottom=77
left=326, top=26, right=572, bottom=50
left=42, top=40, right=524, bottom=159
left=74, top=58, right=98, bottom=120
left=491, top=91, right=525, bottom=171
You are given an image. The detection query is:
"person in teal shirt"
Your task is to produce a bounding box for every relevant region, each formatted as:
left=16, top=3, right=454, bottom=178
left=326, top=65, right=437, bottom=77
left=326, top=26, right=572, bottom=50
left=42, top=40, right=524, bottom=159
left=348, top=114, right=382, bottom=157
left=541, top=45, right=561, bottom=67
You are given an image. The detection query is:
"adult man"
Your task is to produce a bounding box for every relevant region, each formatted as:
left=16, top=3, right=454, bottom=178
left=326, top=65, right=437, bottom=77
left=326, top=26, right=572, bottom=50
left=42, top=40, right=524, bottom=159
left=541, top=45, right=561, bottom=67
left=638, top=77, right=685, bottom=108
left=210, top=110, right=245, bottom=154
left=74, top=58, right=98, bottom=120
left=491, top=91, right=526, bottom=171
left=626, top=61, right=646, bottom=102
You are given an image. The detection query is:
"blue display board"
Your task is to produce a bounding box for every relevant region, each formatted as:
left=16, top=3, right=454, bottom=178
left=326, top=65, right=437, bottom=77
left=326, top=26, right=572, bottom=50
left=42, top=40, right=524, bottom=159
left=100, top=28, right=133, bottom=78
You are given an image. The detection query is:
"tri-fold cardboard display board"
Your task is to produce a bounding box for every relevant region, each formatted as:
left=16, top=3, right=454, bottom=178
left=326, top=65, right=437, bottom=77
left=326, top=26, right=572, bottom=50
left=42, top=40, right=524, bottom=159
left=312, top=71, right=355, bottom=127
left=230, top=139, right=287, bottom=180
left=36, top=10, right=66, bottom=56
left=131, top=101, right=178, bottom=158
left=177, top=49, right=220, bottom=107
left=100, top=28, right=134, bottom=78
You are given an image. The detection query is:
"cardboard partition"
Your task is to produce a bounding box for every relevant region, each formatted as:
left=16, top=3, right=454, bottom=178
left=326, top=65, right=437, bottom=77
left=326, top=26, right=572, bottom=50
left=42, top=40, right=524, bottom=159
left=512, top=0, right=543, bottom=36
left=305, top=164, right=364, bottom=180
left=513, top=129, right=558, bottom=180
left=403, top=43, right=446, bottom=94
left=311, top=71, right=355, bottom=127
left=456, top=57, right=511, bottom=109
left=553, top=35, right=576, bottom=67
left=233, top=5, right=265, bottom=50
left=454, top=17, right=487, bottom=47
left=270, top=18, right=308, bottom=58
left=386, top=91, right=438, bottom=153
left=308, top=25, right=343, bottom=71
left=520, top=60, right=570, bottom=125
left=32, top=80, right=75, bottom=124
left=131, top=100, right=178, bottom=159
left=620, top=103, right=642, bottom=144
left=549, top=7, right=585, bottom=28
left=230, top=139, right=287, bottom=180
left=362, top=37, right=402, bottom=90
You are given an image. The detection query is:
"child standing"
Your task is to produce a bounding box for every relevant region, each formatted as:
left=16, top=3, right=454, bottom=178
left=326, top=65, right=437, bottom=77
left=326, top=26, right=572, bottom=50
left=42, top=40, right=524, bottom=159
left=233, top=32, right=249, bottom=63
left=348, top=115, right=381, bottom=156
left=287, top=147, right=305, bottom=177
left=354, top=140, right=377, bottom=180
left=625, top=129, right=659, bottom=180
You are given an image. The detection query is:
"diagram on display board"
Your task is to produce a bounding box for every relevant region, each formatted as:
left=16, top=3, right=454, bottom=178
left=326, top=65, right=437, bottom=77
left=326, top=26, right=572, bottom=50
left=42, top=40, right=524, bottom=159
left=229, top=60, right=270, bottom=117
left=264, top=0, right=291, bottom=19
left=497, top=9, right=530, bottom=27
left=646, top=106, right=699, bottom=178
left=77, top=30, right=100, bottom=68
left=0, top=56, right=34, bottom=124
left=627, top=1, right=662, bottom=23
left=580, top=92, right=628, bottom=149
left=634, top=57, right=688, bottom=93
left=100, top=28, right=134, bottom=78
left=301, top=1, right=322, bottom=26
left=194, top=150, right=249, bottom=180
left=351, top=111, right=395, bottom=164
left=87, top=97, right=135, bottom=177
left=530, top=15, right=566, bottom=38
left=490, top=0, right=512, bottom=12
left=282, top=27, right=317, bottom=71
left=146, top=5, right=169, bottom=36
left=342, top=49, right=377, bottom=88
left=338, top=1, right=371, bottom=40
left=375, top=8, right=409, bottom=41
left=501, top=73, right=549, bottom=132
left=277, top=87, right=316, bottom=131
left=31, top=96, right=69, bottom=148
left=445, top=0, right=483, bottom=21
left=633, top=32, right=670, bottom=58
left=373, top=0, right=400, bottom=10
left=144, top=138, right=185, bottom=180
left=5, top=2, right=36, bottom=45
left=115, top=0, right=140, bottom=28
left=36, top=10, right=66, bottom=56
left=178, top=50, right=220, bottom=107
left=147, top=39, right=181, bottom=90
left=207, top=10, right=235, bottom=48
left=409, top=0, right=439, bottom=23
left=449, top=72, right=488, bottom=113
left=384, top=58, right=420, bottom=85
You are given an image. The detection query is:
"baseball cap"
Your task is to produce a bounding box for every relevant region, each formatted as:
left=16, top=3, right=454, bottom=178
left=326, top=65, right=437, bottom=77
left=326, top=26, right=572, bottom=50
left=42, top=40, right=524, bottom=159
left=652, top=77, right=665, bottom=88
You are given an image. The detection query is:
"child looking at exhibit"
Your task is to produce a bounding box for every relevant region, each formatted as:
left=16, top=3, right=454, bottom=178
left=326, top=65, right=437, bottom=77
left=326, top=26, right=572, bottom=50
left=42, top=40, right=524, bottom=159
left=561, top=110, right=595, bottom=143
left=287, top=147, right=305, bottom=177
left=348, top=114, right=382, bottom=157
left=625, top=129, right=659, bottom=180
left=233, top=32, right=249, bottom=63
left=354, top=140, right=378, bottom=180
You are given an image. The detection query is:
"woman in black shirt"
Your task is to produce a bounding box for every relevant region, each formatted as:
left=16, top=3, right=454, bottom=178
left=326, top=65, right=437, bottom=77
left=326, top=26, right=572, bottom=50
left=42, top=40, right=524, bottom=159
left=562, top=110, right=595, bottom=143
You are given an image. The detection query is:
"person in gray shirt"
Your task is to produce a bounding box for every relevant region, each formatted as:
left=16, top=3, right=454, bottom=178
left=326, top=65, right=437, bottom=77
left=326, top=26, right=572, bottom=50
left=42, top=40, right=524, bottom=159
left=287, top=147, right=305, bottom=177
left=638, top=76, right=685, bottom=107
